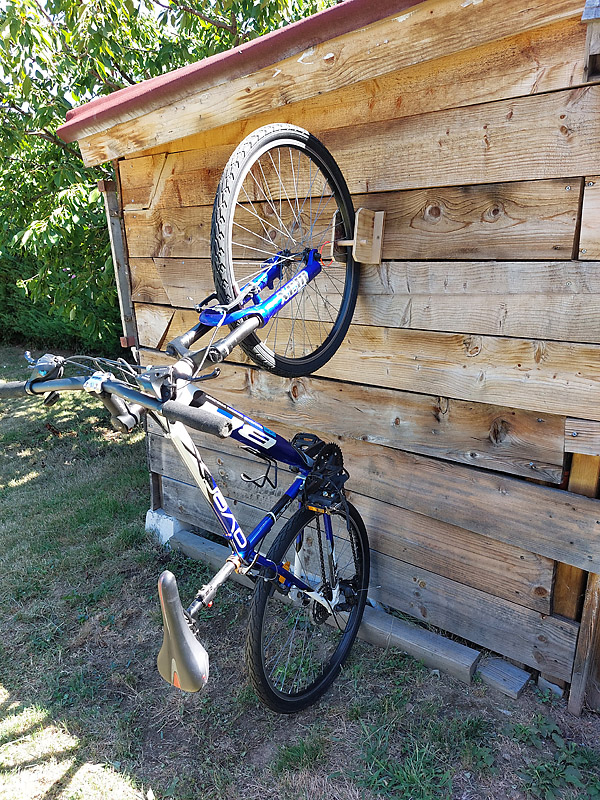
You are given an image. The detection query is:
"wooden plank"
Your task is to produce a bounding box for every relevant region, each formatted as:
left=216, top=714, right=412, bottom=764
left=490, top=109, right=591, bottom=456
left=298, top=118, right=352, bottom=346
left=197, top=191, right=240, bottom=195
left=358, top=606, right=480, bottom=684
left=147, top=431, right=296, bottom=510
left=569, top=573, right=600, bottom=713
left=170, top=528, right=481, bottom=684
left=361, top=180, right=581, bottom=262
left=77, top=1, right=586, bottom=165
left=353, top=491, right=553, bottom=614
left=138, top=315, right=600, bottom=420
left=146, top=412, right=600, bottom=575
left=363, top=259, right=600, bottom=295
left=370, top=552, right=578, bottom=682
left=544, top=454, right=597, bottom=689
left=123, top=178, right=582, bottom=262
left=148, top=428, right=554, bottom=612
left=584, top=19, right=600, bottom=80
left=130, top=258, right=170, bottom=304
left=153, top=360, right=565, bottom=483
left=98, top=180, right=138, bottom=351
left=334, top=439, right=600, bottom=574
left=121, top=17, right=587, bottom=164
left=160, top=475, right=578, bottom=680
left=135, top=304, right=173, bottom=350
left=323, top=326, right=600, bottom=421
left=579, top=177, right=600, bottom=259
left=320, top=86, right=600, bottom=192
left=566, top=419, right=600, bottom=455
left=562, top=454, right=600, bottom=712
left=122, top=180, right=576, bottom=262
left=477, top=658, right=531, bottom=699
left=119, top=153, right=168, bottom=209
left=567, top=453, right=600, bottom=497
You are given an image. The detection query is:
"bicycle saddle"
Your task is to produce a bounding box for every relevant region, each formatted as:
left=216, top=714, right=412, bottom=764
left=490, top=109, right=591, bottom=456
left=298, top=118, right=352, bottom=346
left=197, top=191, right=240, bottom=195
left=157, top=570, right=209, bottom=693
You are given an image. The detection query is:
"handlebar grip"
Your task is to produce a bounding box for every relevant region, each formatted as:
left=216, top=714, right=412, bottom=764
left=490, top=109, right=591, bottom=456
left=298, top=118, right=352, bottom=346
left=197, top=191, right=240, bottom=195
left=166, top=322, right=211, bottom=358
left=162, top=400, right=233, bottom=438
left=0, top=380, right=28, bottom=398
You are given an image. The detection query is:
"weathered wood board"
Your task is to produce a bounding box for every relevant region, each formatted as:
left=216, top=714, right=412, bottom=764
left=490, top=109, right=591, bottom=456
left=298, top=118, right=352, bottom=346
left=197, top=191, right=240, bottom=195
left=78, top=1, right=587, bottom=165
left=140, top=359, right=567, bottom=483
left=122, top=178, right=582, bottom=262
left=137, top=309, right=600, bottom=421
left=146, top=408, right=600, bottom=575
left=579, top=176, right=600, bottom=260
left=117, top=17, right=587, bottom=165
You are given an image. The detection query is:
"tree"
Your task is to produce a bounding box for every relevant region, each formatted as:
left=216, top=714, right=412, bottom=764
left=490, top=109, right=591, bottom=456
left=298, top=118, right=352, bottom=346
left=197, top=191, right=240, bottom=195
left=0, top=0, right=335, bottom=351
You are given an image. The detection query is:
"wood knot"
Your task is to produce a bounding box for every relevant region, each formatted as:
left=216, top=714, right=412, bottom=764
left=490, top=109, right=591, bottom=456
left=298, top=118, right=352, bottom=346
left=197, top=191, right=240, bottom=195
left=289, top=380, right=303, bottom=401
left=162, top=224, right=173, bottom=236
left=533, top=341, right=546, bottom=364
left=433, top=396, right=449, bottom=422
left=425, top=203, right=442, bottom=220
left=534, top=586, right=548, bottom=597
left=489, top=418, right=509, bottom=445
left=463, top=336, right=482, bottom=357
left=483, top=203, right=503, bottom=222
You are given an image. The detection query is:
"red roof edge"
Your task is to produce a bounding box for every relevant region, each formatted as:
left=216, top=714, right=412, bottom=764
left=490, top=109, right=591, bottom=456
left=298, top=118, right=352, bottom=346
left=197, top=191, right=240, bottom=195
left=57, top=0, right=419, bottom=144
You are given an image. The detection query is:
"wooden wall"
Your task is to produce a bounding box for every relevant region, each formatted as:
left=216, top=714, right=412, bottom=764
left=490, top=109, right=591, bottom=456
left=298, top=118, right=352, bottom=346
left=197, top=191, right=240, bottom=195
left=112, top=0, right=600, bottom=708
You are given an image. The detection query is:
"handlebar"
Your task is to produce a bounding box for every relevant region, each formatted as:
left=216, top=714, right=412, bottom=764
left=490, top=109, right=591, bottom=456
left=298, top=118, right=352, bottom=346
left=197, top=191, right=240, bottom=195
left=0, top=369, right=234, bottom=440
left=0, top=380, right=28, bottom=398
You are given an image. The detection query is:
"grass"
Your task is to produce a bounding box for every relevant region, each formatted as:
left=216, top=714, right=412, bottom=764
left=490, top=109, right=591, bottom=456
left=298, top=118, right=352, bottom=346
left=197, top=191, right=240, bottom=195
left=1, top=344, right=600, bottom=800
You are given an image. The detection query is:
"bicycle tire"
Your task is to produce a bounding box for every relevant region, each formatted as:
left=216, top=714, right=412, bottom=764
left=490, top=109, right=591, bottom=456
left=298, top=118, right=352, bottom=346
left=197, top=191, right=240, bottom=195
left=211, top=124, right=358, bottom=378
left=245, top=502, right=369, bottom=713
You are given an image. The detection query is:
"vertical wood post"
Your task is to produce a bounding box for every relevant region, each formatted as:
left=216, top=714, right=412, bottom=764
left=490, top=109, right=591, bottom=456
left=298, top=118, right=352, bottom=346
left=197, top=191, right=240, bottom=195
left=566, top=454, right=600, bottom=714
left=583, top=1, right=600, bottom=80
left=98, top=177, right=138, bottom=357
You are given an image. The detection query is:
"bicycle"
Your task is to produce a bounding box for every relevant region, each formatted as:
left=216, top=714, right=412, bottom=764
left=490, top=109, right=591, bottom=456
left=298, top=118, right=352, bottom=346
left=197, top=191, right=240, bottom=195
left=0, top=124, right=370, bottom=714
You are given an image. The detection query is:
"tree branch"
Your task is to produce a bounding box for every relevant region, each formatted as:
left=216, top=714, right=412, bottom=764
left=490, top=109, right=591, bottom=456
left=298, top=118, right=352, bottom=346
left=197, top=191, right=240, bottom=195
left=149, top=0, right=239, bottom=35
left=24, top=128, right=82, bottom=159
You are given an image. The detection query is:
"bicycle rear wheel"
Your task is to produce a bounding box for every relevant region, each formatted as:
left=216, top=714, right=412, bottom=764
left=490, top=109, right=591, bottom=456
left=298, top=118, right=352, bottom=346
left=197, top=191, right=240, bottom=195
left=245, top=503, right=369, bottom=713
left=211, top=124, right=358, bottom=378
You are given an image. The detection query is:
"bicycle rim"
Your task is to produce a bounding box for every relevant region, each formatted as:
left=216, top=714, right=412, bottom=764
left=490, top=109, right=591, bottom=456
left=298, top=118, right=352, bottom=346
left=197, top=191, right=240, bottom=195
left=211, top=124, right=358, bottom=377
left=246, top=504, right=369, bottom=713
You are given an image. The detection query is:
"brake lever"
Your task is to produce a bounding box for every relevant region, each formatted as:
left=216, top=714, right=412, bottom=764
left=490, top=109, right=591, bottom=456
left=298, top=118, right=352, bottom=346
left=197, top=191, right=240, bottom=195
left=190, top=367, right=221, bottom=383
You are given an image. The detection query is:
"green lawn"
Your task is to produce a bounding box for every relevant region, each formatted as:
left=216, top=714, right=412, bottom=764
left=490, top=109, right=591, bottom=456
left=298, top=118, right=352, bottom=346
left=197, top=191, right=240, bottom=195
left=1, top=345, right=600, bottom=800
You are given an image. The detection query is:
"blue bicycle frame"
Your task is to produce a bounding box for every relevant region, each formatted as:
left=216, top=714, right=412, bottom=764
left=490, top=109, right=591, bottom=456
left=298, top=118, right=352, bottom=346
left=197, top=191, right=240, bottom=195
left=153, top=247, right=334, bottom=601
left=151, top=389, right=333, bottom=598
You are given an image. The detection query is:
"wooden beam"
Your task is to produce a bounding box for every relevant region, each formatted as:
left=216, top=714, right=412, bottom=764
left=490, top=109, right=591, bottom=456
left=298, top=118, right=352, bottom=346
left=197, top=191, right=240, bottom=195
left=122, top=178, right=582, bottom=262
left=569, top=573, right=600, bottom=713
left=583, top=18, right=600, bottom=80
left=138, top=312, right=600, bottom=421
left=76, top=1, right=586, bottom=165
left=320, top=85, right=600, bottom=193
left=563, top=453, right=600, bottom=714
left=545, top=454, right=598, bottom=690
left=477, top=658, right=531, bottom=699
left=565, top=419, right=600, bottom=455
left=122, top=17, right=588, bottom=164
left=578, top=176, right=600, bottom=259
left=98, top=179, right=138, bottom=354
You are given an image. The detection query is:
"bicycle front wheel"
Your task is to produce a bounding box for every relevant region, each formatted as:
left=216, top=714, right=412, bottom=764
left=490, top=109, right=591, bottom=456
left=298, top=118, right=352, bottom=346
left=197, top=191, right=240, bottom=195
left=211, top=124, right=358, bottom=377
left=245, top=503, right=369, bottom=713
